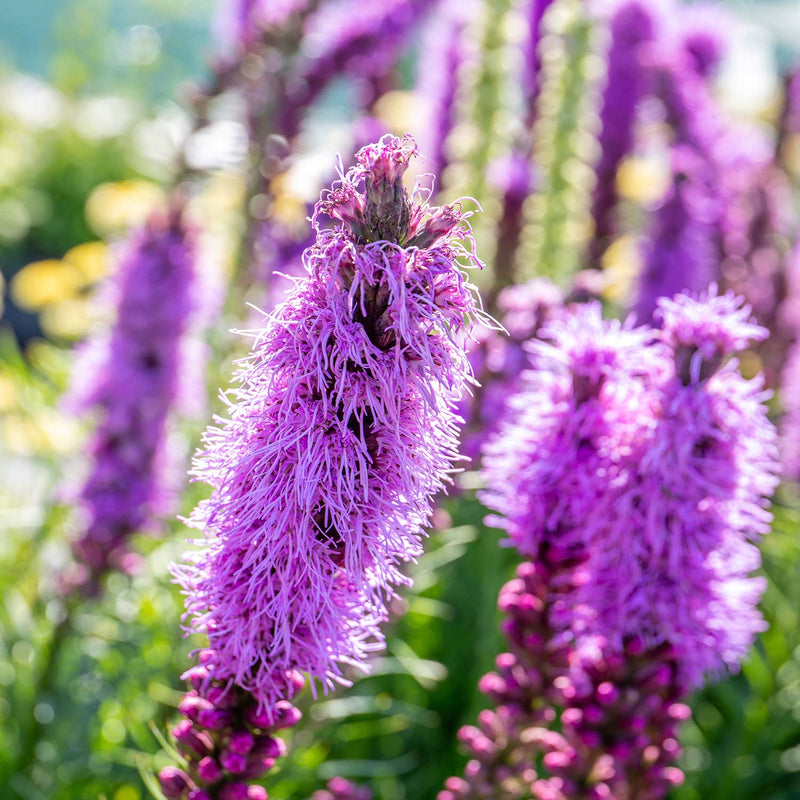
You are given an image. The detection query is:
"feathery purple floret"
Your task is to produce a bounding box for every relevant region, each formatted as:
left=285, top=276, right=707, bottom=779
left=175, top=135, right=482, bottom=710
left=590, top=0, right=656, bottom=263
left=64, top=208, right=207, bottom=592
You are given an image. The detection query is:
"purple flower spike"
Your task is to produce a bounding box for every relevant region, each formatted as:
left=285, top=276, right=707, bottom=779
left=62, top=206, right=210, bottom=595
left=452, top=291, right=779, bottom=798
left=165, top=652, right=302, bottom=797
left=175, top=134, right=482, bottom=709
left=416, top=0, right=476, bottom=178
left=279, top=0, right=432, bottom=140
left=590, top=0, right=657, bottom=264
left=633, top=147, right=718, bottom=324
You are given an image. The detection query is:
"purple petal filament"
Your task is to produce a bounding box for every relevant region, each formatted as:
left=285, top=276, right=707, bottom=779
left=175, top=135, right=482, bottom=711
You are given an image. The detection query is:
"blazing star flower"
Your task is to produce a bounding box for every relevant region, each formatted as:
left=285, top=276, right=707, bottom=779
left=460, top=289, right=778, bottom=799
left=416, top=0, right=476, bottom=178
left=586, top=288, right=778, bottom=686
left=481, top=301, right=666, bottom=559
left=175, top=135, right=482, bottom=711
left=63, top=207, right=208, bottom=593
left=633, top=146, right=718, bottom=323
left=590, top=0, right=657, bottom=264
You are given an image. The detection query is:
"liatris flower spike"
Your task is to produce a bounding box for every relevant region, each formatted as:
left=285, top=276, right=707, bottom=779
left=451, top=289, right=779, bottom=799
left=175, top=134, right=483, bottom=712
left=62, top=205, right=207, bottom=595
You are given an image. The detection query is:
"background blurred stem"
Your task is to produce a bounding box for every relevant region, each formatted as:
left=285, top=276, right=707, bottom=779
left=14, top=610, right=72, bottom=788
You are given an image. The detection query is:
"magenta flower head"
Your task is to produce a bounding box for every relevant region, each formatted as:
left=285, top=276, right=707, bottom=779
left=599, top=287, right=780, bottom=685
left=63, top=205, right=209, bottom=593
left=466, top=288, right=778, bottom=799
left=481, top=302, right=666, bottom=559
left=175, top=135, right=483, bottom=711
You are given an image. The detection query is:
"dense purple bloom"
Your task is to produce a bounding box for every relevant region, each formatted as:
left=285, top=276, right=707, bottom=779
left=590, top=0, right=657, bottom=264
left=175, top=135, right=482, bottom=710
left=454, top=288, right=777, bottom=798
left=633, top=146, right=717, bottom=323
left=440, top=561, right=689, bottom=800
left=484, top=288, right=777, bottom=684
left=63, top=208, right=208, bottom=593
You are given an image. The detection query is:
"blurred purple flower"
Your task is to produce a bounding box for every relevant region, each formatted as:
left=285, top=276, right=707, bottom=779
left=279, top=0, right=434, bottom=140
left=460, top=288, right=778, bottom=797
left=174, top=135, right=482, bottom=709
left=520, top=0, right=556, bottom=125
left=590, top=0, right=657, bottom=264
left=63, top=207, right=209, bottom=593
left=213, top=0, right=311, bottom=52
left=416, top=0, right=476, bottom=179
left=460, top=277, right=562, bottom=463
left=633, top=146, right=718, bottom=323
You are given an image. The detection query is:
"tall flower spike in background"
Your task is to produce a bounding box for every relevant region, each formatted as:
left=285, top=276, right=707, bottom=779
left=62, top=203, right=209, bottom=595
left=174, top=135, right=483, bottom=712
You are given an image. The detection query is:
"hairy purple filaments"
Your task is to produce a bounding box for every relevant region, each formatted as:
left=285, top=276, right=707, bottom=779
left=456, top=289, right=778, bottom=798
left=175, top=135, right=482, bottom=711
left=63, top=209, right=206, bottom=594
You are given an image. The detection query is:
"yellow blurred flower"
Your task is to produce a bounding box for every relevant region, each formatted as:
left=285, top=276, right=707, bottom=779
left=616, top=155, right=670, bottom=206
left=783, top=133, right=800, bottom=180
left=374, top=91, right=417, bottom=134
left=11, top=259, right=83, bottom=311
left=0, top=409, right=81, bottom=456
left=85, top=179, right=165, bottom=236
left=39, top=297, right=93, bottom=340
left=0, top=373, right=17, bottom=413
left=63, top=240, right=109, bottom=285
left=601, top=235, right=641, bottom=303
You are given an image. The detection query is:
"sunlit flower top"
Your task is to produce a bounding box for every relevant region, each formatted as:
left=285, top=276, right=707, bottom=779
left=175, top=135, right=483, bottom=710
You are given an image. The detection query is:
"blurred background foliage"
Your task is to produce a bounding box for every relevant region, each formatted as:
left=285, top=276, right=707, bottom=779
left=2, top=1, right=800, bottom=800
